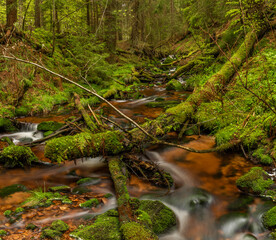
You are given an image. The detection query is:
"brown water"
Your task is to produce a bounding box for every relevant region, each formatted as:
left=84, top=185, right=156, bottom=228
left=0, top=82, right=273, bottom=240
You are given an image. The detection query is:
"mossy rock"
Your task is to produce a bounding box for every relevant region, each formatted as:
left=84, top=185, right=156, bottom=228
left=51, top=220, right=69, bottom=232
left=0, top=230, right=7, bottom=236
left=72, top=186, right=91, bottom=195
left=0, top=118, right=18, bottom=133
left=49, top=185, right=71, bottom=193
left=138, top=200, right=176, bottom=234
left=77, top=178, right=101, bottom=186
left=253, top=148, right=274, bottom=165
left=236, top=167, right=274, bottom=195
left=263, top=206, right=276, bottom=229
left=104, top=193, right=113, bottom=199
left=4, top=210, right=12, bottom=217
left=26, top=223, right=38, bottom=230
left=44, top=131, right=54, bottom=137
left=227, top=196, right=254, bottom=211
left=0, top=145, right=38, bottom=168
left=146, top=100, right=180, bottom=108
left=70, top=210, right=121, bottom=240
left=37, top=121, right=64, bottom=132
left=41, top=229, right=63, bottom=240
left=0, top=184, right=28, bottom=198
left=120, top=222, right=158, bottom=240
left=15, top=107, right=30, bottom=117
left=166, top=79, right=183, bottom=91
left=14, top=207, right=24, bottom=214
left=79, top=198, right=100, bottom=208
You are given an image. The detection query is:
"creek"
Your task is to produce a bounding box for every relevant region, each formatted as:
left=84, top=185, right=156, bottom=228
left=0, top=81, right=273, bottom=240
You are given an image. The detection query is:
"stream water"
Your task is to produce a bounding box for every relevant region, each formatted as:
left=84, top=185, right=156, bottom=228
left=0, top=82, right=274, bottom=240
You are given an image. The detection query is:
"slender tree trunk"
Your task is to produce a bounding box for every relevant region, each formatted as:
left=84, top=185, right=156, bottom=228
left=55, top=5, right=61, bottom=34
left=35, top=0, right=41, bottom=28
left=130, top=0, right=139, bottom=46
left=51, top=0, right=56, bottom=56
left=6, top=0, right=17, bottom=28
left=105, top=0, right=117, bottom=56
left=86, top=0, right=91, bottom=32
left=18, top=0, right=23, bottom=28
left=22, top=0, right=31, bottom=31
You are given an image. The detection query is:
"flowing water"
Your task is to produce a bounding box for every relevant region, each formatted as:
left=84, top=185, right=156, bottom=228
left=0, top=82, right=274, bottom=239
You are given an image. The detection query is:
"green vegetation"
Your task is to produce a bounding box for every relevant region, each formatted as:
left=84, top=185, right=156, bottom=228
left=0, top=230, right=7, bottom=236
left=37, top=121, right=64, bottom=132
left=79, top=198, right=100, bottom=208
left=0, top=145, right=38, bottom=168
left=263, top=206, right=276, bottom=229
left=0, top=118, right=18, bottom=132
left=0, top=184, right=28, bottom=198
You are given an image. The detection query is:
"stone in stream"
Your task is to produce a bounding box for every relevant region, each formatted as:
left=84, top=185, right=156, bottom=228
left=79, top=198, right=100, bottom=208
left=76, top=177, right=101, bottom=186
left=72, top=186, right=92, bottom=195
left=0, top=184, right=28, bottom=198
left=49, top=185, right=71, bottom=193
left=41, top=220, right=69, bottom=240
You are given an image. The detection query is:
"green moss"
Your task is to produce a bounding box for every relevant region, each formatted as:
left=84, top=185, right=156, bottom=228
left=104, top=193, right=113, bottom=199
left=0, top=184, right=28, bottom=198
left=15, top=107, right=30, bottom=117
left=135, top=210, right=152, bottom=228
left=0, top=145, right=38, bottom=168
left=41, top=229, right=63, bottom=240
left=120, top=222, right=158, bottom=240
left=263, top=206, right=276, bottom=229
left=138, top=200, right=176, bottom=234
left=44, top=131, right=54, bottom=137
left=45, top=131, right=125, bottom=162
left=146, top=100, right=179, bottom=108
left=79, top=198, right=100, bottom=208
left=166, top=79, right=184, bottom=91
left=70, top=210, right=121, bottom=240
left=51, top=220, right=69, bottom=232
left=236, top=167, right=274, bottom=195
left=37, top=121, right=64, bottom=132
left=0, top=230, right=7, bottom=236
left=14, top=207, right=24, bottom=214
left=49, top=185, right=71, bottom=193
left=0, top=118, right=18, bottom=132
left=26, top=223, right=38, bottom=230
left=252, top=148, right=274, bottom=165
left=215, top=125, right=237, bottom=146
left=4, top=210, right=12, bottom=217
left=76, top=178, right=97, bottom=185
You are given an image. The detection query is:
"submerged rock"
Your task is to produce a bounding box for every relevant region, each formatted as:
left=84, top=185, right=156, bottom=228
left=77, top=177, right=101, bottom=186
left=0, top=184, right=28, bottom=198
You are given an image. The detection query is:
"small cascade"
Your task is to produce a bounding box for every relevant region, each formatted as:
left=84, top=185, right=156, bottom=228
left=0, top=122, right=43, bottom=144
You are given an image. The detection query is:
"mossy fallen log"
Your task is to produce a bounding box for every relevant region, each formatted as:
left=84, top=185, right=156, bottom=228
left=44, top=131, right=127, bottom=162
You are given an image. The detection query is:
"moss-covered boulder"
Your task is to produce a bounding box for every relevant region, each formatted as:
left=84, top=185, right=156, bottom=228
left=37, top=121, right=64, bottom=132
left=77, top=178, right=101, bottom=185
left=51, top=220, right=69, bottom=232
left=41, top=229, right=63, bottom=240
left=263, top=206, right=276, bottom=229
left=137, top=200, right=176, bottom=234
left=120, top=222, right=158, bottom=240
left=0, top=118, right=18, bottom=133
left=0, top=184, right=28, bottom=198
left=79, top=198, right=100, bottom=208
left=166, top=79, right=184, bottom=91
left=45, top=131, right=126, bottom=162
left=0, top=145, right=38, bottom=168
left=49, top=185, right=71, bottom=193
left=236, top=167, right=274, bottom=195
left=70, top=210, right=121, bottom=240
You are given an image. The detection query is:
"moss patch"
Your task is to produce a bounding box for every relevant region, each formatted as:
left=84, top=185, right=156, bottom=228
left=79, top=198, right=100, bottom=208
left=0, top=145, right=38, bottom=168
left=263, top=206, right=276, bottom=229
left=51, top=220, right=69, bottom=232
left=120, top=222, right=158, bottom=240
left=45, top=131, right=125, bottom=162
left=37, top=121, right=64, bottom=132
left=236, top=167, right=274, bottom=195
left=0, top=118, right=18, bottom=133
left=0, top=184, right=28, bottom=198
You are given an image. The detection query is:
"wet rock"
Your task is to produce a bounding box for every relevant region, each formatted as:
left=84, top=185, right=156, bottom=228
left=242, top=233, right=257, bottom=240
left=49, top=185, right=71, bottom=193
left=77, top=177, right=101, bottom=186
left=37, top=121, right=64, bottom=132
left=185, top=188, right=213, bottom=211
left=79, top=198, right=100, bottom=208
left=0, top=145, right=38, bottom=168
left=26, top=223, right=38, bottom=230
left=18, top=137, right=33, bottom=144
left=217, top=212, right=249, bottom=238
left=0, top=184, right=28, bottom=198
left=104, top=193, right=113, bottom=199
left=72, top=186, right=91, bottom=195
left=228, top=195, right=254, bottom=211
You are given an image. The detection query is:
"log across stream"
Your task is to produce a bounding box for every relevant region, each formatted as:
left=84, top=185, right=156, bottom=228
left=0, top=83, right=273, bottom=240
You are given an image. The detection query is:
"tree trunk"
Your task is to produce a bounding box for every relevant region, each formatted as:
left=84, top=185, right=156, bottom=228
left=130, top=0, right=140, bottom=46
left=6, top=0, right=17, bottom=28
left=105, top=0, right=117, bottom=54
left=35, top=0, right=41, bottom=28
